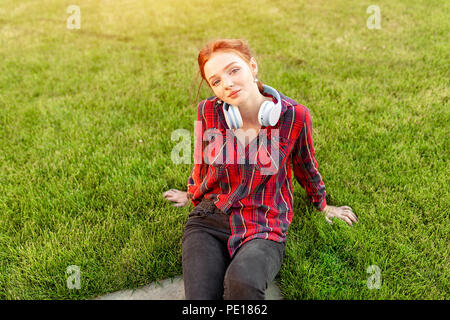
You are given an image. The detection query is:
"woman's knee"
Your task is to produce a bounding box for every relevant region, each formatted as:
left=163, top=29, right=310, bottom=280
left=222, top=250, right=268, bottom=299
left=223, top=262, right=267, bottom=299
left=222, top=239, right=285, bottom=300
left=223, top=278, right=265, bottom=300
left=182, top=231, right=228, bottom=271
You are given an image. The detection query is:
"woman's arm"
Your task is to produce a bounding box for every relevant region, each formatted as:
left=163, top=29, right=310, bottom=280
left=163, top=100, right=208, bottom=208
left=291, top=108, right=327, bottom=211
left=292, top=108, right=357, bottom=226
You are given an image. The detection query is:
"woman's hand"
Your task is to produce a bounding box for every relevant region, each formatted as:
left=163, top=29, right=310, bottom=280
left=163, top=189, right=189, bottom=207
left=322, top=205, right=358, bottom=227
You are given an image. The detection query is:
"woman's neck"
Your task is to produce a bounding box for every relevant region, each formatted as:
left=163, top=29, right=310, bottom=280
left=238, top=93, right=273, bottom=128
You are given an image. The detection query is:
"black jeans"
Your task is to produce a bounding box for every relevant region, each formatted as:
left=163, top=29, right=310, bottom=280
left=182, top=198, right=286, bottom=300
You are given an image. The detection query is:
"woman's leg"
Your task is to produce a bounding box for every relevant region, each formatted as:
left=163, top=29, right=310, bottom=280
left=223, top=238, right=285, bottom=300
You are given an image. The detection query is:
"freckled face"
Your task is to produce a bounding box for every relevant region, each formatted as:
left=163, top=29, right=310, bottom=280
left=204, top=52, right=257, bottom=105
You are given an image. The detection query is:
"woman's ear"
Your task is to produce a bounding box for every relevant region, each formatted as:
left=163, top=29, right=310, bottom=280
left=249, top=57, right=258, bottom=77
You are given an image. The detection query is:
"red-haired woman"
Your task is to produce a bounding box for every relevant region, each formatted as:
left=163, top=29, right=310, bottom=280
left=163, top=39, right=357, bottom=300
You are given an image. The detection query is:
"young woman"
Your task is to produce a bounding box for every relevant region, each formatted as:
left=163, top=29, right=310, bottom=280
left=163, top=39, right=358, bottom=300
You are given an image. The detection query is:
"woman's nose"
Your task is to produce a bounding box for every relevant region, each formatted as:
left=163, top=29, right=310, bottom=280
left=222, top=75, right=234, bottom=88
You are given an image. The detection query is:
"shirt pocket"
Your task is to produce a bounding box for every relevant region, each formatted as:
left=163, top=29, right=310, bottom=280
left=206, top=128, right=234, bottom=181
left=254, top=136, right=290, bottom=175
left=211, top=162, right=232, bottom=182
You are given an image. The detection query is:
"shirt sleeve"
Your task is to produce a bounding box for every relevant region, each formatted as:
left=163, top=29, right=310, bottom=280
left=291, top=108, right=327, bottom=211
left=186, top=100, right=208, bottom=206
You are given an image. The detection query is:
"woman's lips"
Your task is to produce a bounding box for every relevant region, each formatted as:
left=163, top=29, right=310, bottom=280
left=229, top=90, right=240, bottom=98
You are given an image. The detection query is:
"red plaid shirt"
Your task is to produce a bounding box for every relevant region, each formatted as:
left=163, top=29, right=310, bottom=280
left=187, top=88, right=327, bottom=258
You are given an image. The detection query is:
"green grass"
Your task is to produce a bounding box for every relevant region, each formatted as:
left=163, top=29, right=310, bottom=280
left=0, top=0, right=448, bottom=299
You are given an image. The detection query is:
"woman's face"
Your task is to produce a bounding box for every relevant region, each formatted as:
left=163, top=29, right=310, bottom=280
left=203, top=51, right=258, bottom=106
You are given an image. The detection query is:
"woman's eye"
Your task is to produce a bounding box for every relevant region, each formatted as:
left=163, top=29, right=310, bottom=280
left=212, top=69, right=239, bottom=86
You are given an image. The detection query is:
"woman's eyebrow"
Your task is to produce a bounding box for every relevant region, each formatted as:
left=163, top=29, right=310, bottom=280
left=208, top=62, right=239, bottom=82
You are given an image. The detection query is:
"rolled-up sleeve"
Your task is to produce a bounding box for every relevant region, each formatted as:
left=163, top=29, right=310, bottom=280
left=291, top=108, right=327, bottom=211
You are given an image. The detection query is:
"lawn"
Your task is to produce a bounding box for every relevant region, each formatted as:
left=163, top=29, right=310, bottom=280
left=0, top=0, right=448, bottom=299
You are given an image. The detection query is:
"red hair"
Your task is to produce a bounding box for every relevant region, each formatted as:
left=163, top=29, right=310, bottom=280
left=190, top=38, right=265, bottom=108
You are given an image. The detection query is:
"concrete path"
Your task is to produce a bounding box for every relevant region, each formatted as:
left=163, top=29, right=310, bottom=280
left=95, top=276, right=283, bottom=300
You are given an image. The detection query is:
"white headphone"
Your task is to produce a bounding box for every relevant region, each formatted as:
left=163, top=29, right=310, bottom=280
left=221, top=84, right=282, bottom=129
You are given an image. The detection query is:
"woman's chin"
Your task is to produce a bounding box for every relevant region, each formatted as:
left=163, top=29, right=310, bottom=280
left=225, top=93, right=244, bottom=105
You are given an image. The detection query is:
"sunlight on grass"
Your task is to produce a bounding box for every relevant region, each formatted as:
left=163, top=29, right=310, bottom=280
left=0, top=0, right=448, bottom=299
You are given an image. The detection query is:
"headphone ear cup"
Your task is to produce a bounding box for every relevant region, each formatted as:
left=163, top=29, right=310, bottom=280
left=223, top=104, right=243, bottom=129
left=268, top=101, right=281, bottom=126
left=260, top=84, right=282, bottom=126
left=258, top=101, right=269, bottom=126
left=223, top=108, right=232, bottom=129
left=258, top=101, right=277, bottom=126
